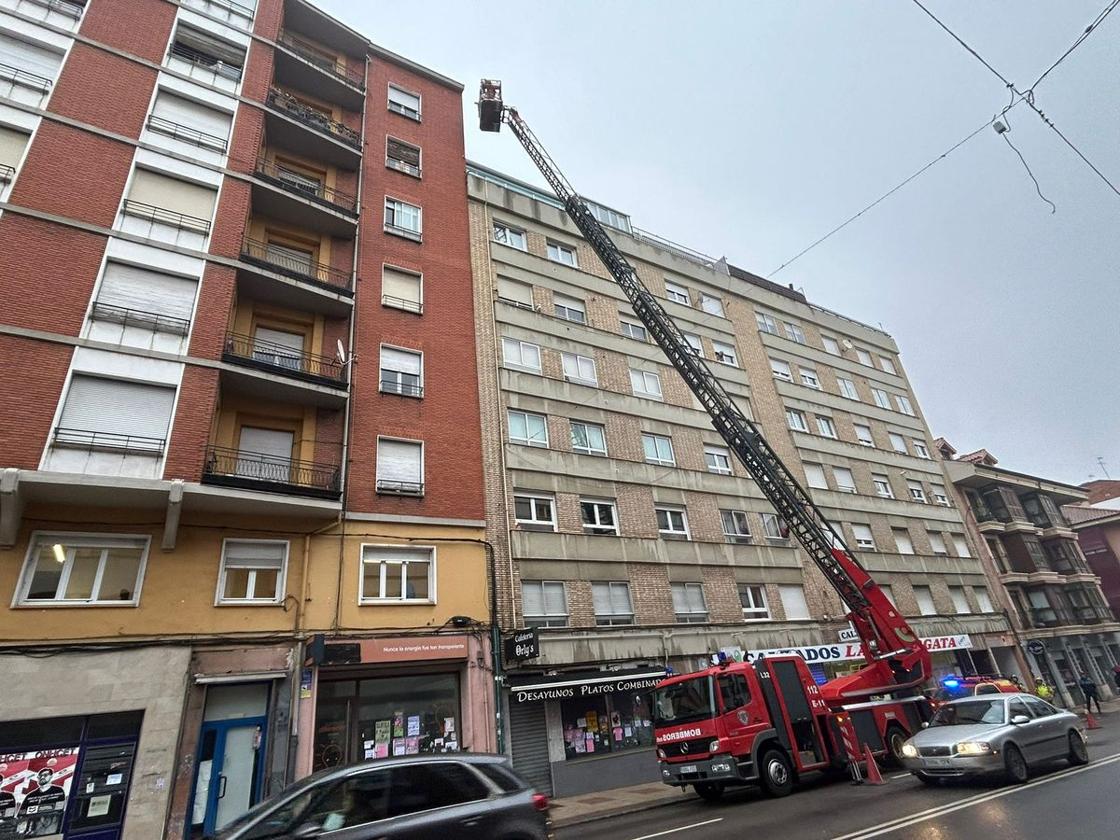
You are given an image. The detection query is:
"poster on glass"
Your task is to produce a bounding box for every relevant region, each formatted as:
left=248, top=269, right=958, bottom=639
left=0, top=748, right=79, bottom=839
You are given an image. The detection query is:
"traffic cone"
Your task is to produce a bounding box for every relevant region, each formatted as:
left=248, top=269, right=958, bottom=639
left=862, top=744, right=886, bottom=785
left=1085, top=711, right=1102, bottom=730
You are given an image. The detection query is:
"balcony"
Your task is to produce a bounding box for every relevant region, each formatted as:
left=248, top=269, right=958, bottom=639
left=89, top=302, right=191, bottom=336
left=1072, top=605, right=1113, bottom=625
left=146, top=114, right=228, bottom=154
left=223, top=331, right=346, bottom=388
left=278, top=32, right=363, bottom=87
left=265, top=89, right=361, bottom=167
left=240, top=236, right=351, bottom=294
left=0, top=164, right=15, bottom=185
left=121, top=199, right=211, bottom=235
left=168, top=41, right=242, bottom=82
left=249, top=159, right=357, bottom=236
left=20, top=0, right=86, bottom=21
left=0, top=60, right=53, bottom=94
left=1028, top=606, right=1071, bottom=628
left=254, top=158, right=356, bottom=214
left=52, top=427, right=165, bottom=456
left=202, top=445, right=341, bottom=499
left=274, top=31, right=365, bottom=111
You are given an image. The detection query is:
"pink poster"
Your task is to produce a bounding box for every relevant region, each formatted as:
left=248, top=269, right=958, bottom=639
left=0, top=748, right=79, bottom=838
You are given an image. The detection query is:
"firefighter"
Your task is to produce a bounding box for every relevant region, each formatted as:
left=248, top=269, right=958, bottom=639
left=1035, top=679, right=1054, bottom=701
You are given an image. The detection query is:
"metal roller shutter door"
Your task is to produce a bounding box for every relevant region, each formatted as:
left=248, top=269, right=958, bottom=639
left=509, top=701, right=552, bottom=796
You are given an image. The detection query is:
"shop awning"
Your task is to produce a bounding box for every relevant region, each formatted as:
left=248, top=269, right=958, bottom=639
left=194, top=671, right=289, bottom=684
left=508, top=668, right=668, bottom=702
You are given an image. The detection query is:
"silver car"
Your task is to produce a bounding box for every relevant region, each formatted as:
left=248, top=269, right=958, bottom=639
left=900, top=692, right=1087, bottom=784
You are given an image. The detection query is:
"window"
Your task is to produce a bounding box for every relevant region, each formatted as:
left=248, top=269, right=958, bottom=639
left=387, top=84, right=421, bottom=119
left=124, top=169, right=216, bottom=232
left=642, top=433, right=675, bottom=466
left=386, top=136, right=421, bottom=176
left=799, top=367, right=819, bottom=388
left=547, top=241, right=578, bottom=267
left=928, top=532, right=947, bottom=555
left=699, top=293, right=724, bottom=316
left=786, top=408, right=808, bottom=432
left=492, top=222, right=526, bottom=250
left=770, top=358, right=792, bottom=380
left=931, top=484, right=950, bottom=506
left=0, top=33, right=62, bottom=90
left=0, top=125, right=29, bottom=186
left=570, top=421, right=607, bottom=456
left=913, top=585, right=937, bottom=616
left=704, top=444, right=733, bottom=475
left=893, top=528, right=915, bottom=555
left=384, top=197, right=421, bottom=239
left=170, top=24, right=245, bottom=80
left=53, top=375, right=175, bottom=455
left=761, top=513, right=786, bottom=541
left=816, top=416, right=837, bottom=438
left=756, top=311, right=780, bottom=334
left=832, top=467, right=856, bottom=493
left=856, top=348, right=873, bottom=366
left=868, top=389, right=888, bottom=410
left=837, top=377, right=859, bottom=400
left=501, top=337, right=541, bottom=373
left=894, top=395, right=915, bottom=416
left=665, top=280, right=690, bottom=305
left=553, top=294, right=586, bottom=323
left=360, top=546, right=434, bottom=603
left=872, top=474, right=894, bottom=498
left=629, top=368, right=662, bottom=399
left=852, top=524, right=875, bottom=550
left=778, top=584, right=810, bottom=620
left=888, top=432, right=908, bottom=454
left=18, top=534, right=148, bottom=605
left=218, top=540, right=287, bottom=604
left=880, top=584, right=896, bottom=607
left=951, top=535, right=972, bottom=558
left=91, top=262, right=197, bottom=335
left=521, top=580, right=567, bottom=627
left=949, top=585, right=971, bottom=614
left=912, top=439, right=931, bottom=459
left=514, top=495, right=555, bottom=531
left=739, top=584, right=770, bottom=620
left=592, top=581, right=633, bottom=625
left=974, top=588, right=994, bottom=612
left=712, top=340, right=738, bottom=366
left=656, top=506, right=689, bottom=539
left=382, top=265, right=422, bottom=313
left=375, top=438, right=423, bottom=495
left=682, top=333, right=704, bottom=356
left=671, top=582, right=707, bottom=623
left=585, top=200, right=632, bottom=232
left=854, top=424, right=874, bottom=447
left=561, top=352, right=597, bottom=384
left=804, top=463, right=829, bottom=489
left=783, top=322, right=806, bottom=344
left=822, top=336, right=841, bottom=355
left=507, top=410, right=548, bottom=447
left=907, top=480, right=927, bottom=503
left=620, top=318, right=648, bottom=341
left=149, top=90, right=231, bottom=152
left=581, top=499, right=619, bottom=535
left=721, top=510, right=752, bottom=544
left=879, top=356, right=897, bottom=374
left=379, top=346, right=423, bottom=397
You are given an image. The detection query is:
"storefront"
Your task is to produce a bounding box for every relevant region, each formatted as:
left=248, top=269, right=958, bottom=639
left=506, top=666, right=665, bottom=797
left=297, top=633, right=495, bottom=776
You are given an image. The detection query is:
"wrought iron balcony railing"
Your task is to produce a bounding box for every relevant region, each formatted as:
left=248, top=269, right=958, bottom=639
left=0, top=164, right=14, bottom=184
left=169, top=42, right=243, bottom=81
left=203, top=445, right=341, bottom=496
left=121, top=199, right=211, bottom=234
left=224, top=331, right=345, bottom=386
left=90, top=302, right=191, bottom=336
left=380, top=294, right=423, bottom=314
left=267, top=88, right=361, bottom=148
left=0, top=61, right=52, bottom=92
left=25, top=0, right=86, bottom=18
left=147, top=114, right=228, bottom=153
left=278, top=31, right=364, bottom=88
left=52, top=427, right=165, bottom=455
left=254, top=158, right=357, bottom=214
left=379, top=378, right=423, bottom=398
left=239, top=236, right=352, bottom=292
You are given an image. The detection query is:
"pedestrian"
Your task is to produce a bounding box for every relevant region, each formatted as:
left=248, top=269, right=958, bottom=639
left=1078, top=674, right=1102, bottom=714
left=1036, top=679, right=1053, bottom=701
left=1113, top=664, right=1120, bottom=692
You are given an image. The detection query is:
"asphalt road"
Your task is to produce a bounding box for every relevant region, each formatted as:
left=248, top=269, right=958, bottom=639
left=558, top=720, right=1120, bottom=840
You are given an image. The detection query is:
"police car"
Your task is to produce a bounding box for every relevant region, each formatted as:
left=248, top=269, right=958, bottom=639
left=927, top=675, right=1021, bottom=705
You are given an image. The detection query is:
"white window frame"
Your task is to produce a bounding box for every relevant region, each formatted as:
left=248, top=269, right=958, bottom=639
left=832, top=466, right=856, bottom=493
left=379, top=343, right=424, bottom=398
left=804, top=463, right=829, bottom=490
left=822, top=336, right=841, bottom=355
left=375, top=436, right=424, bottom=496
left=630, top=368, right=662, bottom=399
left=570, top=420, right=607, bottom=456
left=786, top=408, right=808, bottom=432
left=928, top=532, right=947, bottom=555
left=837, top=377, right=859, bottom=400
left=217, top=539, right=289, bottom=605
left=521, top=579, right=568, bottom=627
left=553, top=293, right=586, bottom=323
left=872, top=474, right=894, bottom=498
left=974, top=588, right=994, bottom=613
left=893, top=528, right=915, bottom=555
left=16, top=532, right=150, bottom=607
left=712, top=340, right=738, bottom=367
left=492, top=221, right=527, bottom=250
left=783, top=321, right=807, bottom=344
left=854, top=424, right=875, bottom=447
left=592, top=580, right=634, bottom=625
left=682, top=332, right=704, bottom=357
left=931, top=485, right=950, bottom=506
left=514, top=494, right=556, bottom=531
left=952, top=535, right=972, bottom=558
left=912, top=439, right=931, bottom=459
left=907, top=480, right=927, bottom=503
left=856, top=348, right=874, bottom=366
left=913, top=585, right=937, bottom=616
left=381, top=264, right=423, bottom=313
left=656, top=505, right=690, bottom=539
left=501, top=337, right=542, bottom=373
left=739, top=584, right=770, bottom=621
left=894, top=394, right=916, bottom=416
left=546, top=241, right=578, bottom=267
left=387, top=84, right=421, bottom=120
left=383, top=196, right=422, bottom=239
left=756, top=311, right=780, bottom=334
left=871, top=388, right=891, bottom=409
left=671, top=582, right=708, bottom=623
left=641, top=432, right=675, bottom=466
left=778, top=584, right=811, bottom=620
left=770, top=358, right=792, bottom=381
left=699, top=293, right=724, bottom=317
left=949, top=585, right=971, bottom=615
left=561, top=351, right=597, bottom=384
left=508, top=410, right=549, bottom=448
left=385, top=135, right=422, bottom=178
left=852, top=524, right=876, bottom=550
left=879, top=356, right=897, bottom=375
left=580, top=498, right=619, bottom=535
left=816, top=416, right=838, bottom=438
left=721, top=509, right=753, bottom=544
left=888, top=432, right=908, bottom=454
left=761, top=513, right=786, bottom=542
left=799, top=367, right=820, bottom=389
left=359, top=545, right=436, bottom=604
left=665, top=280, right=690, bottom=305
left=704, top=444, right=733, bottom=475
left=620, top=318, right=648, bottom=341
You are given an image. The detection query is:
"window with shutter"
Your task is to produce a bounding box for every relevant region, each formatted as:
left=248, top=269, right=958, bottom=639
left=388, top=85, right=421, bottom=119
left=0, top=34, right=62, bottom=89
left=149, top=90, right=231, bottom=150
left=496, top=277, right=533, bottom=308
left=55, top=375, right=176, bottom=453
left=380, top=346, right=423, bottom=397
left=386, top=137, right=421, bottom=176
left=92, top=262, right=197, bottom=334
left=125, top=169, right=216, bottom=231
left=376, top=438, right=423, bottom=495
left=0, top=126, right=29, bottom=181
left=521, top=580, right=567, bottom=627
left=778, top=585, right=810, bottom=619
left=671, top=582, right=707, bottom=623
left=218, top=540, right=287, bottom=603
left=171, top=24, right=245, bottom=78
left=361, top=546, right=434, bottom=602
left=382, top=266, right=422, bottom=312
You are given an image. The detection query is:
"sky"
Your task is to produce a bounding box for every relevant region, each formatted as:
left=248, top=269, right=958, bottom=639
left=319, top=1, right=1119, bottom=485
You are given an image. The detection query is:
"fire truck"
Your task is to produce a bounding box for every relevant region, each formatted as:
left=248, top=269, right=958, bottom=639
left=479, top=81, right=934, bottom=801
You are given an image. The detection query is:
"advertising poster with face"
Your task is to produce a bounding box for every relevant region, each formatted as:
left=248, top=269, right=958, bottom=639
left=0, top=749, right=79, bottom=840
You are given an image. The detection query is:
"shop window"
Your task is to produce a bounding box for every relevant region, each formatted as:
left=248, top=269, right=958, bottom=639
left=18, top=534, right=149, bottom=606
left=360, top=546, right=434, bottom=603
left=217, top=539, right=288, bottom=604
left=560, top=685, right=654, bottom=759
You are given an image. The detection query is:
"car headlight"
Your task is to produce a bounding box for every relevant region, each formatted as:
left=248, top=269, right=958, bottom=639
left=656, top=748, right=666, bottom=760
left=901, top=743, right=919, bottom=758
left=709, top=740, right=721, bottom=753
left=955, top=742, right=992, bottom=756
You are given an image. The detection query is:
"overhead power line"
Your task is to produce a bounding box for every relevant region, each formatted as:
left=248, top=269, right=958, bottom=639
left=1029, top=0, right=1120, bottom=90
left=908, top=0, right=1015, bottom=88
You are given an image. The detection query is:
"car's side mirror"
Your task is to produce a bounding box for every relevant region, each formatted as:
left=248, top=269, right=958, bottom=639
left=1011, top=715, right=1030, bottom=725
left=292, top=823, right=322, bottom=839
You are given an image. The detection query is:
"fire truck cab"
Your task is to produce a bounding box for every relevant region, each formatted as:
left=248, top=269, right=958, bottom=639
left=653, top=655, right=931, bottom=800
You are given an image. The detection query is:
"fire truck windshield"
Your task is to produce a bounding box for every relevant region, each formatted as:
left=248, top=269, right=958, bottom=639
left=653, top=676, right=715, bottom=726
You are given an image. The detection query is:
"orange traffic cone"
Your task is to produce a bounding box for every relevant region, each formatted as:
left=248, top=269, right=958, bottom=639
left=862, top=744, right=886, bottom=785
left=1085, top=711, right=1102, bottom=730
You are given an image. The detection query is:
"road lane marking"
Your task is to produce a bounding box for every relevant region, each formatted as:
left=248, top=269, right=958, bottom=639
left=631, top=817, right=724, bottom=839
left=890, top=773, right=910, bottom=779
left=832, top=750, right=1120, bottom=840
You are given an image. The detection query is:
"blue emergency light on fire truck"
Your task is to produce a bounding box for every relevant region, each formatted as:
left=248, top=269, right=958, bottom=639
left=479, top=79, right=934, bottom=800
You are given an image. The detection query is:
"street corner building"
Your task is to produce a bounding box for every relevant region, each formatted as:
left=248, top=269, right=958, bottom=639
left=466, top=164, right=1016, bottom=798
left=0, top=0, right=494, bottom=837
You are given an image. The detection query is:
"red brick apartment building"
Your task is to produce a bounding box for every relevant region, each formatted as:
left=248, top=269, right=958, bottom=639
left=0, top=1, right=487, bottom=836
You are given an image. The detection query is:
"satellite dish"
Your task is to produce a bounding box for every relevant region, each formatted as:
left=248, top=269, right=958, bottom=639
left=841, top=339, right=854, bottom=350
left=336, top=339, right=348, bottom=365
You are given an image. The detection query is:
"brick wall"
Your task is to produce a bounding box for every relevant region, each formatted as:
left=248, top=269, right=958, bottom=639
left=0, top=335, right=72, bottom=468
left=163, top=366, right=220, bottom=481
left=50, top=45, right=158, bottom=137
left=79, top=0, right=176, bottom=62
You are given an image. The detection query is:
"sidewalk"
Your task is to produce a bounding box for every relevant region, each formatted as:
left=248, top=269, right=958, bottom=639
left=549, top=781, right=690, bottom=828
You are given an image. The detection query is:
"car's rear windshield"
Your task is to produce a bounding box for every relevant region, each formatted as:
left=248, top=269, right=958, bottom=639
left=931, top=698, right=1006, bottom=726
left=475, top=762, right=526, bottom=793
left=653, top=676, right=714, bottom=726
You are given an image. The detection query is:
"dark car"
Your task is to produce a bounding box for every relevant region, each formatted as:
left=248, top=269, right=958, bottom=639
left=212, top=754, right=552, bottom=839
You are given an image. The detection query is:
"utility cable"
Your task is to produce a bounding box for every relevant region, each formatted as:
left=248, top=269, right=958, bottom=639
left=1000, top=129, right=1056, bottom=213
left=1029, top=0, right=1120, bottom=90
left=908, top=0, right=1015, bottom=89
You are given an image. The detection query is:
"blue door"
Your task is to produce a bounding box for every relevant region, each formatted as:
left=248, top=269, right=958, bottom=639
left=189, top=717, right=267, bottom=837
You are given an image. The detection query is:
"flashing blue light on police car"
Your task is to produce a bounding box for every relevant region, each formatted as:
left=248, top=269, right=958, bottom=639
left=942, top=678, right=960, bottom=689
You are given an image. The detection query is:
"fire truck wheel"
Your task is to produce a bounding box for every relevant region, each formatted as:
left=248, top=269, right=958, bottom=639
left=883, top=725, right=909, bottom=767
left=694, top=782, right=725, bottom=802
left=759, top=748, right=794, bottom=797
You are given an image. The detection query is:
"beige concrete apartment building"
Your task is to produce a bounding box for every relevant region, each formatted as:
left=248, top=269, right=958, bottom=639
left=467, top=162, right=1011, bottom=797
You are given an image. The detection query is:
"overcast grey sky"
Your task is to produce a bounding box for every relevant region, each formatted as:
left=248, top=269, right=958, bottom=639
left=320, top=0, right=1119, bottom=485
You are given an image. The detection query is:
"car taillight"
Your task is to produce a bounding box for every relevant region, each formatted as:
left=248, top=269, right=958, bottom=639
left=532, top=792, right=550, bottom=812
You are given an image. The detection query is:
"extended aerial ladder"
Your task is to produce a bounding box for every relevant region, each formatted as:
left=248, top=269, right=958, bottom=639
left=479, top=80, right=930, bottom=701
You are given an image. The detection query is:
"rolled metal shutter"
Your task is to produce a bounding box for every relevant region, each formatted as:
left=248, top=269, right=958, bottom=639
left=509, top=701, right=552, bottom=796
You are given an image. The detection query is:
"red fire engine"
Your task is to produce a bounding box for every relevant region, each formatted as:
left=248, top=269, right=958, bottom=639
left=479, top=80, right=934, bottom=801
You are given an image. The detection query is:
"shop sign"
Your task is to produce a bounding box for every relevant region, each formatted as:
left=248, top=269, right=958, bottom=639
left=838, top=626, right=859, bottom=642
left=0, top=747, right=79, bottom=837
left=358, top=635, right=469, bottom=663
left=1027, top=639, right=1046, bottom=656
left=503, top=628, right=539, bottom=662
left=737, top=634, right=973, bottom=665
left=509, top=669, right=666, bottom=703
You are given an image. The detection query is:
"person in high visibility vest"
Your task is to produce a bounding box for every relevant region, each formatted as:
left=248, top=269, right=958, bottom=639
left=1036, top=680, right=1054, bottom=701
